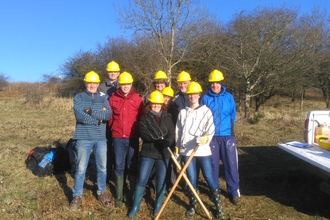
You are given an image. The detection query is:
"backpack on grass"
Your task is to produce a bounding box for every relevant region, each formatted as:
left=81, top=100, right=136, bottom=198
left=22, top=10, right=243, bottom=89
left=25, top=143, right=73, bottom=177
left=25, top=147, right=55, bottom=177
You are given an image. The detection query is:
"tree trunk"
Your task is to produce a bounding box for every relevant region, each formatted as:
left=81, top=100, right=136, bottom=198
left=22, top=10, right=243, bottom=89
left=244, top=92, right=251, bottom=119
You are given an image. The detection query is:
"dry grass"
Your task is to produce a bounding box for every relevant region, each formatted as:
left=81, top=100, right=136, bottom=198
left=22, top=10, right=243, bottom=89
left=1, top=84, right=330, bottom=219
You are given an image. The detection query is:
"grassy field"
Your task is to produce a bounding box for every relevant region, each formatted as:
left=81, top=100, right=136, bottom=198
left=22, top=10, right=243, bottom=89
left=1, top=84, right=330, bottom=219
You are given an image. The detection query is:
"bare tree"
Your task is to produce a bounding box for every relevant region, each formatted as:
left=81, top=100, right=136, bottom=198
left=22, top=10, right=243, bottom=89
left=218, top=7, right=300, bottom=119
left=298, top=8, right=330, bottom=108
left=115, top=0, right=213, bottom=84
left=59, top=51, right=102, bottom=96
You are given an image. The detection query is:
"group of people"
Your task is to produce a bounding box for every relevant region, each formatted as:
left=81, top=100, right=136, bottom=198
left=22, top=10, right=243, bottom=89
left=69, top=61, right=240, bottom=220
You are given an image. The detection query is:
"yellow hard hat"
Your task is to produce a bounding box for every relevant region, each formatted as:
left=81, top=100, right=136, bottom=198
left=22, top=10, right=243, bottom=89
left=162, top=87, right=174, bottom=98
left=177, top=71, right=191, bottom=82
left=186, top=81, right=202, bottom=94
left=154, top=70, right=168, bottom=80
left=148, top=90, right=164, bottom=104
left=208, top=69, right=224, bottom=82
left=106, top=61, right=120, bottom=72
left=118, top=71, right=134, bottom=84
left=84, top=71, right=100, bottom=83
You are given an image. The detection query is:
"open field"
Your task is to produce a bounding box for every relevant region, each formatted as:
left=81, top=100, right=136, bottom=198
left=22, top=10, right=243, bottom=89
left=0, top=85, right=330, bottom=219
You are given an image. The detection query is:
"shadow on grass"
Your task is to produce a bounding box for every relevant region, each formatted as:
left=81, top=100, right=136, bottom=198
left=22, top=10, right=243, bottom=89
left=238, top=146, right=330, bottom=219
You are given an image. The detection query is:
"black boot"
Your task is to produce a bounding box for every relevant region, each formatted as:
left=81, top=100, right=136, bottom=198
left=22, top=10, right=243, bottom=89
left=185, top=190, right=197, bottom=218
left=212, top=188, right=226, bottom=220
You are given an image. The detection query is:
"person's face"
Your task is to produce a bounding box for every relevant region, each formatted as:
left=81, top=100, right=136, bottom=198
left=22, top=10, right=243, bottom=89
left=188, top=93, right=200, bottom=105
left=178, top=81, right=190, bottom=93
left=154, top=82, right=166, bottom=91
left=85, top=82, right=99, bottom=94
left=163, top=95, right=172, bottom=105
left=151, top=103, right=162, bottom=113
left=107, top=71, right=120, bottom=81
left=210, top=82, right=222, bottom=94
left=119, top=83, right=132, bottom=95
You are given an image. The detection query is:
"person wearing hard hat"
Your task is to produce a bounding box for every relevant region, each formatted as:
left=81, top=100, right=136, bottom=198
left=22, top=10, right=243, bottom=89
left=143, top=70, right=169, bottom=194
left=70, top=71, right=112, bottom=211
left=200, top=69, right=240, bottom=206
left=161, top=86, right=179, bottom=191
left=173, top=71, right=202, bottom=192
left=128, top=90, right=175, bottom=218
left=98, top=61, right=121, bottom=99
left=108, top=71, right=144, bottom=208
left=176, top=82, right=226, bottom=219
left=143, top=70, right=169, bottom=106
left=98, top=61, right=121, bottom=183
left=173, top=71, right=191, bottom=112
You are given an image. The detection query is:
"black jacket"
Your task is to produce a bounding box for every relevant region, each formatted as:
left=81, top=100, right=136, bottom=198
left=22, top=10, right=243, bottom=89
left=138, top=111, right=175, bottom=160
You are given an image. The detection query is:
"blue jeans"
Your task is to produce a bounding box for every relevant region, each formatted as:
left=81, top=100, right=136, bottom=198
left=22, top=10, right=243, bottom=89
left=136, top=157, right=169, bottom=187
left=72, top=140, right=107, bottom=197
left=113, top=138, right=139, bottom=177
left=182, top=155, right=218, bottom=191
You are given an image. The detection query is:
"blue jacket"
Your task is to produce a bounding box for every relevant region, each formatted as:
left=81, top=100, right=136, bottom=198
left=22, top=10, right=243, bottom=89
left=200, top=86, right=236, bottom=136
left=73, top=91, right=112, bottom=140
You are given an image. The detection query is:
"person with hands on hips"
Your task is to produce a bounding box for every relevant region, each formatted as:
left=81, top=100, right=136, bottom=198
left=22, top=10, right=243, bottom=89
left=128, top=90, right=175, bottom=218
left=176, top=81, right=226, bottom=219
left=70, top=71, right=112, bottom=211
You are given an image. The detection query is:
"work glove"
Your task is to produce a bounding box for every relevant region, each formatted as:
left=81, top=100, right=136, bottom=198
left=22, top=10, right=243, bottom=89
left=174, top=147, right=180, bottom=160
left=84, top=108, right=92, bottom=115
left=156, top=139, right=171, bottom=149
left=196, top=134, right=209, bottom=145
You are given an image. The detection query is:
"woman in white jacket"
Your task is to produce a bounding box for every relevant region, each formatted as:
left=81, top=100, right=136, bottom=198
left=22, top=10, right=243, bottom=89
left=176, top=81, right=226, bottom=220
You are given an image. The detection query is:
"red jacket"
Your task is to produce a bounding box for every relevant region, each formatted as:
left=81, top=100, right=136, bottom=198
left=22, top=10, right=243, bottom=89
left=108, top=88, right=144, bottom=138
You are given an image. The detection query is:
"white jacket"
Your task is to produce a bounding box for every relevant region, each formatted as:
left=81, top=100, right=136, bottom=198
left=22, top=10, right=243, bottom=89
left=176, top=105, right=215, bottom=156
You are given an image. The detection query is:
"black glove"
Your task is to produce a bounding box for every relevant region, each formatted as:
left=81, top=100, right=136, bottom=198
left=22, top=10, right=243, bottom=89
left=84, top=108, right=92, bottom=115
left=156, top=139, right=171, bottom=149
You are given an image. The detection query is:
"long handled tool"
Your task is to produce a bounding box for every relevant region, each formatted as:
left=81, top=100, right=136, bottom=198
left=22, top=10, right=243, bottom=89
left=155, top=145, right=212, bottom=220
left=168, top=147, right=212, bottom=219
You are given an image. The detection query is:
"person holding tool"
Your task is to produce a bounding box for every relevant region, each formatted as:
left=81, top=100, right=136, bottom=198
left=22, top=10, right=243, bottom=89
left=200, top=69, right=240, bottom=206
left=128, top=90, right=175, bottom=218
left=176, top=81, right=226, bottom=219
left=69, top=71, right=112, bottom=211
left=143, top=70, right=169, bottom=194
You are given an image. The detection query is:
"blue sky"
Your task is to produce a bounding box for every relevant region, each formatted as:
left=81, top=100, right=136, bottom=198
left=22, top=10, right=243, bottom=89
left=0, top=0, right=328, bottom=82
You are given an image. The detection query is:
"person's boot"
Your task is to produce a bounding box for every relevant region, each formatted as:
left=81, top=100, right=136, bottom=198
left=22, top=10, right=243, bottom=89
left=153, top=184, right=166, bottom=216
left=127, top=186, right=145, bottom=218
left=115, top=175, right=124, bottom=208
left=185, top=190, right=197, bottom=218
left=212, top=188, right=226, bottom=220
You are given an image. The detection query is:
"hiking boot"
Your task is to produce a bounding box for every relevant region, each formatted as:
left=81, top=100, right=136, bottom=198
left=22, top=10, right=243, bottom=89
left=98, top=192, right=112, bottom=208
left=230, top=195, right=241, bottom=206
left=70, top=196, right=81, bottom=211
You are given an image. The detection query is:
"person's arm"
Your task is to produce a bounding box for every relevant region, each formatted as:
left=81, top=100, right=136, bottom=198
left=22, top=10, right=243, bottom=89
left=90, top=96, right=112, bottom=121
left=138, top=115, right=157, bottom=142
left=73, top=94, right=99, bottom=125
